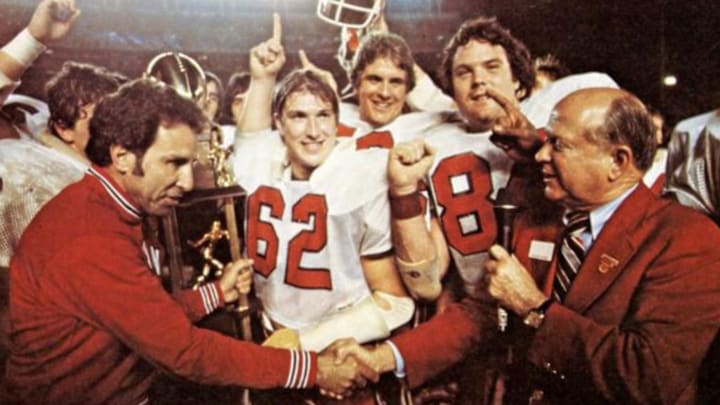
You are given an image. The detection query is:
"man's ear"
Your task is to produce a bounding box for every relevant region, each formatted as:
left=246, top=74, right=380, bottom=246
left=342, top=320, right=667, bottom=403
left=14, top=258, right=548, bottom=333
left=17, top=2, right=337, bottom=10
left=513, top=78, right=527, bottom=100
left=109, top=144, right=137, bottom=174
left=608, top=145, right=633, bottom=181
left=54, top=123, right=75, bottom=144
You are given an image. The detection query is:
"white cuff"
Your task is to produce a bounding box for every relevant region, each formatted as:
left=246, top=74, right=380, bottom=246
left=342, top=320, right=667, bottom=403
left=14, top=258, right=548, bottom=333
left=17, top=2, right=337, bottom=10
left=284, top=349, right=313, bottom=389
left=198, top=283, right=222, bottom=315
left=2, top=28, right=46, bottom=67
left=385, top=340, right=406, bottom=378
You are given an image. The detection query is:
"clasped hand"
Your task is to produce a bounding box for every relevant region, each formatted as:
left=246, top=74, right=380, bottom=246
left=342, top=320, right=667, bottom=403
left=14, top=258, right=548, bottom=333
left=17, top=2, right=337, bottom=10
left=316, top=338, right=383, bottom=400
left=263, top=335, right=385, bottom=400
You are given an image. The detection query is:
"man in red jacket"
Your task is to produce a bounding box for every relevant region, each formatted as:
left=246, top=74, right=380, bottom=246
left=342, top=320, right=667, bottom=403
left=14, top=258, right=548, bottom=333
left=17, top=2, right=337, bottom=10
left=336, top=87, right=720, bottom=404
left=4, top=78, right=376, bottom=404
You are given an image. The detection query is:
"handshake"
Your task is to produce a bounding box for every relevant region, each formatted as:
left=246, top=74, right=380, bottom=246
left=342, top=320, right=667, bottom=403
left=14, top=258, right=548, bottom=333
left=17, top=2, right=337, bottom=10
left=316, top=338, right=397, bottom=400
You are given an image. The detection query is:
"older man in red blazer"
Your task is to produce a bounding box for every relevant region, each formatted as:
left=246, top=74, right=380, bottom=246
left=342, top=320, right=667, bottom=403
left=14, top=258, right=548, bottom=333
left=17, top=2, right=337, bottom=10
left=338, top=88, right=720, bottom=404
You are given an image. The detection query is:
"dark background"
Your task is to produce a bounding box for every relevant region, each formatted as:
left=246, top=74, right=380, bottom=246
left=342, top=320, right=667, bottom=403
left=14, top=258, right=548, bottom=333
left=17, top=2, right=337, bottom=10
left=1, top=0, right=718, bottom=126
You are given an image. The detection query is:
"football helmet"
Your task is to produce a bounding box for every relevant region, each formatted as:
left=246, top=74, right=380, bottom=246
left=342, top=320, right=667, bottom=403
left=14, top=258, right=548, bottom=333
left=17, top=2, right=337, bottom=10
left=144, top=52, right=206, bottom=102
left=317, top=0, right=386, bottom=97
left=316, top=0, right=382, bottom=29
left=2, top=94, right=50, bottom=140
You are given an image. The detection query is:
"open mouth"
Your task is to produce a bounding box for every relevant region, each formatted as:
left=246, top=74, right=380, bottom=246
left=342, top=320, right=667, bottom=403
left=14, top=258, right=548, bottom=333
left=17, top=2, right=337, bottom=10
left=302, top=140, right=325, bottom=152
left=469, top=92, right=491, bottom=102
left=371, top=99, right=396, bottom=112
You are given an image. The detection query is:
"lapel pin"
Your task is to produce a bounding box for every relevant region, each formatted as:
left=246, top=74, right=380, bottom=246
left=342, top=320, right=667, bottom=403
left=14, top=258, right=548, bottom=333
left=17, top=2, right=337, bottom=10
left=598, top=253, right=619, bottom=274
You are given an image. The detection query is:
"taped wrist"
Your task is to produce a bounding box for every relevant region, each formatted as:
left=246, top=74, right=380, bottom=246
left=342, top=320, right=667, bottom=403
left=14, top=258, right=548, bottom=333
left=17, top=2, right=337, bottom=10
left=298, top=292, right=415, bottom=351
left=390, top=191, right=423, bottom=219
left=2, top=28, right=46, bottom=67
left=396, top=255, right=442, bottom=301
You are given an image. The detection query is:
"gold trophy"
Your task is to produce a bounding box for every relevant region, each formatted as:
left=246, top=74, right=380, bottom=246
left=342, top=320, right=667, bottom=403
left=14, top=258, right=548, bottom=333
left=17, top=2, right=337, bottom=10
left=145, top=53, right=253, bottom=344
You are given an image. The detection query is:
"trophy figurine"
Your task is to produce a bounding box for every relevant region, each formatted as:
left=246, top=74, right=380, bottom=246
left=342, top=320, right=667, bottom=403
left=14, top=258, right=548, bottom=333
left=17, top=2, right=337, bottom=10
left=188, top=220, right=230, bottom=290
left=208, top=125, right=235, bottom=188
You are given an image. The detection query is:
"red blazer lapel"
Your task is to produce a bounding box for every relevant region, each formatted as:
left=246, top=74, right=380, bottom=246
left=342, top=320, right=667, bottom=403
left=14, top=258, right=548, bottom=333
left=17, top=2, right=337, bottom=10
left=563, top=185, right=654, bottom=313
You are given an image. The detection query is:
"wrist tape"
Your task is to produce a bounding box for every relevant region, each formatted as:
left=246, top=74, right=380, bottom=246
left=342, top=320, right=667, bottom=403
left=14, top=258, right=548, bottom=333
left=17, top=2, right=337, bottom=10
left=390, top=191, right=423, bottom=219
left=2, top=28, right=46, bottom=67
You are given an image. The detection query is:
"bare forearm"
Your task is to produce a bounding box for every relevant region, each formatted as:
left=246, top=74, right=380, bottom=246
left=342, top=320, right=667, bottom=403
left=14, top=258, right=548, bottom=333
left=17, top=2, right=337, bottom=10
left=391, top=217, right=447, bottom=300
left=238, top=77, right=275, bottom=133
left=388, top=188, right=436, bottom=263
left=0, top=53, right=27, bottom=82
left=391, top=216, right=435, bottom=262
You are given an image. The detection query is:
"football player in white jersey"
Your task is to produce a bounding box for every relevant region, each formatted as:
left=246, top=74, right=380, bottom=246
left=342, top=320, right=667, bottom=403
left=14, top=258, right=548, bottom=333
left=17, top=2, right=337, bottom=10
left=238, top=12, right=445, bottom=151
left=386, top=16, right=539, bottom=300
left=336, top=31, right=446, bottom=149
left=232, top=69, right=414, bottom=353
left=365, top=16, right=542, bottom=404
left=313, top=0, right=453, bottom=146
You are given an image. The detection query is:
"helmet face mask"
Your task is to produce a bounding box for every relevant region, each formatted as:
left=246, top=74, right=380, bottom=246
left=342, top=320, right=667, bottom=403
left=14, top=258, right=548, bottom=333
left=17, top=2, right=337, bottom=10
left=316, top=0, right=381, bottom=29
left=144, top=52, right=207, bottom=103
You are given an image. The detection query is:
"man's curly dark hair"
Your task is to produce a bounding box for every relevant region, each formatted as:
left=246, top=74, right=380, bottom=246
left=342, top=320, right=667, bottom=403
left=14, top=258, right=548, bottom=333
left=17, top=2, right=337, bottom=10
left=440, top=16, right=535, bottom=101
left=87, top=78, right=206, bottom=167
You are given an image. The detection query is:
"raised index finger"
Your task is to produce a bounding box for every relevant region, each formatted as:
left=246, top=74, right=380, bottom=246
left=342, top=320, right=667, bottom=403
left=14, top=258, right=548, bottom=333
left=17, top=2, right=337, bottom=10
left=272, top=12, right=282, bottom=42
left=485, top=86, right=517, bottom=115
left=298, top=49, right=314, bottom=69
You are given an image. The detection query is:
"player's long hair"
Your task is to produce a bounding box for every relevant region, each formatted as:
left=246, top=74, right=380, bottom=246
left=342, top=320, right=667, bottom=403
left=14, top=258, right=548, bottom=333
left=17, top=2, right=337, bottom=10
left=46, top=61, right=126, bottom=138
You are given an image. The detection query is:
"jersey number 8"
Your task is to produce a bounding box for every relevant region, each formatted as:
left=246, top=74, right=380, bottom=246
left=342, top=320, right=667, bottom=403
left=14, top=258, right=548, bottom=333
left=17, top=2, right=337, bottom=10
left=431, top=153, right=496, bottom=255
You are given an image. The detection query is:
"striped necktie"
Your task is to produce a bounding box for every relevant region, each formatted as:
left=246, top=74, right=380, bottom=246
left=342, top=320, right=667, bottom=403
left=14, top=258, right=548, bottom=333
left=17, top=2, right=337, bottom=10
left=553, top=211, right=591, bottom=302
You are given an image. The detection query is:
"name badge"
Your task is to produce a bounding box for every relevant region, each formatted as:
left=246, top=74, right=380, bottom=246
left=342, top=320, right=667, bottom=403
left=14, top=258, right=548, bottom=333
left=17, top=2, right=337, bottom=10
left=529, top=240, right=555, bottom=262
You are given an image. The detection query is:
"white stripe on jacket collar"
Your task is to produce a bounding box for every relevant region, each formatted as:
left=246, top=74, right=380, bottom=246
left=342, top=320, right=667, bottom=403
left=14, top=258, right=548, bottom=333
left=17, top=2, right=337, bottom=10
left=88, top=167, right=142, bottom=219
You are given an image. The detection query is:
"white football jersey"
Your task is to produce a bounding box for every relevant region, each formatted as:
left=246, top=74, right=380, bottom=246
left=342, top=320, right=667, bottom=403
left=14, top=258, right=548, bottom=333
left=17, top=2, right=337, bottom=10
left=338, top=102, right=444, bottom=149
left=423, top=123, right=514, bottom=294
left=0, top=139, right=86, bottom=266
left=232, top=132, right=392, bottom=329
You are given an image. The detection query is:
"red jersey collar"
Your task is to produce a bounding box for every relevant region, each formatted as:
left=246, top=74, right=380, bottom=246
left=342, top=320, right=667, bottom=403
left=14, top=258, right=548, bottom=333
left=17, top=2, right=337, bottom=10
left=88, top=166, right=142, bottom=220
